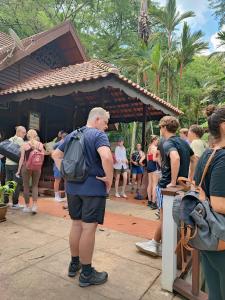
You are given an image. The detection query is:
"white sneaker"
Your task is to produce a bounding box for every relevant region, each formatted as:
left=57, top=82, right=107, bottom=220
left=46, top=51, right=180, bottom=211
left=115, top=193, right=120, bottom=198
left=23, top=207, right=31, bottom=213
left=121, top=193, right=127, bottom=198
left=54, top=196, right=65, bottom=202
left=11, top=204, right=23, bottom=210
left=31, top=205, right=37, bottom=214
left=136, top=239, right=162, bottom=257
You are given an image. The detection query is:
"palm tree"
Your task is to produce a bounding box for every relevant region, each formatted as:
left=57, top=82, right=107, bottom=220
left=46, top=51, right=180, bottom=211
left=150, top=43, right=164, bottom=95
left=119, top=42, right=151, bottom=86
left=151, top=0, right=195, bottom=102
left=209, top=30, right=225, bottom=60
left=177, top=22, right=208, bottom=79
left=176, top=22, right=208, bottom=106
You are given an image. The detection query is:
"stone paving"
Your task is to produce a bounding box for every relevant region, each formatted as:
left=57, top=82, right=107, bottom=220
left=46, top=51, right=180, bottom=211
left=0, top=196, right=184, bottom=300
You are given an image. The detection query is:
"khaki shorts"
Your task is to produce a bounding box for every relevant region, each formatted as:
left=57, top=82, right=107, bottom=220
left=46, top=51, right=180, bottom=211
left=114, top=168, right=128, bottom=175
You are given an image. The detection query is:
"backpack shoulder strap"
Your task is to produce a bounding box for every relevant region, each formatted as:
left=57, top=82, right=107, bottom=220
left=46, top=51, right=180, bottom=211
left=199, top=148, right=217, bottom=187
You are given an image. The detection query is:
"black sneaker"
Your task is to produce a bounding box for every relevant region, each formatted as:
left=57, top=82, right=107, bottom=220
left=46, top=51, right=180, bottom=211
left=79, top=268, right=108, bottom=287
left=150, top=202, right=158, bottom=210
left=68, top=262, right=81, bottom=277
left=147, top=200, right=152, bottom=207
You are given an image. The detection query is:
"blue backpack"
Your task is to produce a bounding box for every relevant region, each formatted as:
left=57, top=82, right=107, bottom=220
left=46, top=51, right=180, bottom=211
left=60, top=128, right=89, bottom=182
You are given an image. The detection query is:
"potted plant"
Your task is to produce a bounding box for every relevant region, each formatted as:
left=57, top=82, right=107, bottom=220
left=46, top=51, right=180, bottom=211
left=0, top=181, right=17, bottom=222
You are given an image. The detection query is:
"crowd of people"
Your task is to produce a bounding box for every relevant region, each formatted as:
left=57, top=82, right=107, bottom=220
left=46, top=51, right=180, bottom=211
left=1, top=105, right=225, bottom=297
left=1, top=127, right=68, bottom=213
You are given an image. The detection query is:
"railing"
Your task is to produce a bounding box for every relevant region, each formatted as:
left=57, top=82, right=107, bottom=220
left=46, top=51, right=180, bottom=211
left=161, top=187, right=208, bottom=300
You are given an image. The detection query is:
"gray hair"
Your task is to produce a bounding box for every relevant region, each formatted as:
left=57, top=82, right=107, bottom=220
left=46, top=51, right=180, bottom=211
left=16, top=126, right=26, bottom=134
left=87, top=107, right=110, bottom=121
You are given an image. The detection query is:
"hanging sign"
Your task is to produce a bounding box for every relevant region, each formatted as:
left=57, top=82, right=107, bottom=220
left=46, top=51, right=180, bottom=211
left=29, top=112, right=40, bottom=131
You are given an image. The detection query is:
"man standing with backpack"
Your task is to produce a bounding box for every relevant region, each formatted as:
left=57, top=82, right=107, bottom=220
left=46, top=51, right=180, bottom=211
left=136, top=116, right=196, bottom=256
left=52, top=107, right=113, bottom=287
left=5, top=126, right=26, bottom=208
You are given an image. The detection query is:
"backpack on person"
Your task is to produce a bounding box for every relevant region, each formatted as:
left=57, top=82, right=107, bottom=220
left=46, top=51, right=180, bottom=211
left=0, top=137, right=21, bottom=163
left=172, top=149, right=225, bottom=270
left=60, top=128, right=89, bottom=182
left=25, top=143, right=44, bottom=171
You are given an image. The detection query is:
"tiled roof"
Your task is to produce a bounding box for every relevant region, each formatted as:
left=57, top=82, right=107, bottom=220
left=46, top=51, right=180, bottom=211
left=0, top=21, right=87, bottom=70
left=0, top=59, right=182, bottom=115
left=0, top=32, right=13, bottom=49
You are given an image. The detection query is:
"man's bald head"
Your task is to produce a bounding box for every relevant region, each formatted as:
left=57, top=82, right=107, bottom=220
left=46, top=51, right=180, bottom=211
left=16, top=126, right=26, bottom=139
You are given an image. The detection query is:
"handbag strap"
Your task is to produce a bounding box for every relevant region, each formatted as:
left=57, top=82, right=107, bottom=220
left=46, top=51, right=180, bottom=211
left=199, top=148, right=217, bottom=188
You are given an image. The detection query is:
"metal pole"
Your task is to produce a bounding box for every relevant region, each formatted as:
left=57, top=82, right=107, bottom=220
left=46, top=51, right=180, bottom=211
left=142, top=104, right=147, bottom=150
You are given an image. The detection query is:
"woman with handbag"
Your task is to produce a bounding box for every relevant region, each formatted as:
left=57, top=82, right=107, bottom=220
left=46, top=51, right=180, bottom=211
left=194, top=105, right=225, bottom=300
left=16, top=129, right=45, bottom=214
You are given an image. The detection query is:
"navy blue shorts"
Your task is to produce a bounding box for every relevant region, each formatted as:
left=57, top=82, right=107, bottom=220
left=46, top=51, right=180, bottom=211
left=67, top=194, right=106, bottom=224
left=53, top=165, right=61, bottom=179
left=131, top=165, right=144, bottom=175
left=147, top=161, right=157, bottom=173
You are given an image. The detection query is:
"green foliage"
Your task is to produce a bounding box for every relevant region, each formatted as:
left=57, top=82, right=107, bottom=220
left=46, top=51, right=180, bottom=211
left=208, top=0, right=225, bottom=28
left=0, top=0, right=224, bottom=147
left=179, top=56, right=225, bottom=126
left=0, top=181, right=17, bottom=204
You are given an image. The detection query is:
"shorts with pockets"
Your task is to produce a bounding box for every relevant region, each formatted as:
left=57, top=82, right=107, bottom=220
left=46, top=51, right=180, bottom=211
left=114, top=167, right=128, bottom=175
left=131, top=165, right=144, bottom=175
left=53, top=165, right=61, bottom=179
left=67, top=194, right=106, bottom=224
left=147, top=160, right=157, bottom=173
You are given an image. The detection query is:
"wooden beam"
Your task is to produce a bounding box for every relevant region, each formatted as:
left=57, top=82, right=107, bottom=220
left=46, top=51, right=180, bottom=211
left=173, top=279, right=208, bottom=300
left=192, top=250, right=200, bottom=296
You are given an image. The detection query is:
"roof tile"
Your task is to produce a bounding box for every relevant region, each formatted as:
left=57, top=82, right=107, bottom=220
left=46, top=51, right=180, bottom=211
left=0, top=59, right=182, bottom=115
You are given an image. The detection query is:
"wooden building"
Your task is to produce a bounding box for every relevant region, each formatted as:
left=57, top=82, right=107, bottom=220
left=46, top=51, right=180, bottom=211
left=0, top=21, right=182, bottom=143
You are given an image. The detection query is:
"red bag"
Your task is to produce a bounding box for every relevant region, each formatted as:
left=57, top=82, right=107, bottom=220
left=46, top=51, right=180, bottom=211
left=26, top=143, right=44, bottom=171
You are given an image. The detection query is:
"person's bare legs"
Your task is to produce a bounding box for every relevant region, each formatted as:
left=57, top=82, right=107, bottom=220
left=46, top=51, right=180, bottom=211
left=153, top=209, right=163, bottom=242
left=115, top=173, right=120, bottom=196
left=121, top=171, right=127, bottom=197
left=131, top=173, right=137, bottom=192
left=147, top=173, right=152, bottom=201
left=79, top=222, right=98, bottom=264
left=54, top=178, right=60, bottom=193
left=136, top=174, right=142, bottom=191
left=70, top=220, right=82, bottom=256
left=152, top=173, right=160, bottom=203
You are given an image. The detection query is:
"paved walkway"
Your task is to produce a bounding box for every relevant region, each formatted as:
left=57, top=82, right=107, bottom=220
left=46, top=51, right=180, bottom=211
left=0, top=193, right=184, bottom=300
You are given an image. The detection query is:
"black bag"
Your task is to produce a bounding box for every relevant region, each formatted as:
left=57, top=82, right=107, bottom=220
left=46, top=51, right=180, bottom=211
left=0, top=139, right=21, bottom=163
left=60, top=128, right=89, bottom=182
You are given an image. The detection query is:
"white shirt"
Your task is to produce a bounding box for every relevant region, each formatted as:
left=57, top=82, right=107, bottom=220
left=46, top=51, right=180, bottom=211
left=113, top=146, right=128, bottom=170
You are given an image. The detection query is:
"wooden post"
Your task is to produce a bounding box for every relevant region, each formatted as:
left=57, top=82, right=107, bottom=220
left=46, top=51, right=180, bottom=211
left=192, top=250, right=200, bottom=296
left=142, top=104, right=147, bottom=150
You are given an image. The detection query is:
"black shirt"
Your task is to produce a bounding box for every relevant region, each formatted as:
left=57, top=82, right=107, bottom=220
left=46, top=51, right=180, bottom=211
left=131, top=151, right=141, bottom=165
left=194, top=148, right=225, bottom=198
left=158, top=136, right=194, bottom=188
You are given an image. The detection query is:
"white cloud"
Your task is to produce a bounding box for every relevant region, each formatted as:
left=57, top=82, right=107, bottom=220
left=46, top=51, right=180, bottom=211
left=210, top=24, right=225, bottom=52
left=157, top=0, right=208, bottom=29
left=199, top=49, right=211, bottom=56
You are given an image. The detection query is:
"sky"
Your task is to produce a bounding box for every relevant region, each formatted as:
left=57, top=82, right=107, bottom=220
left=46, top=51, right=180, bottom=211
left=157, top=0, right=225, bottom=54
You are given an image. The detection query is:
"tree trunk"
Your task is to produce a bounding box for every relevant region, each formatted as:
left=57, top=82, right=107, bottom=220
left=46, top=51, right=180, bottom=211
left=167, top=32, right=172, bottom=102
left=131, top=122, right=137, bottom=156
